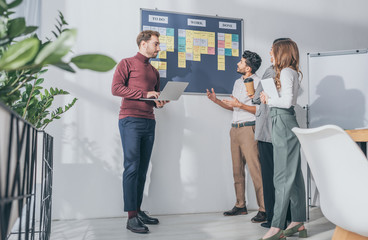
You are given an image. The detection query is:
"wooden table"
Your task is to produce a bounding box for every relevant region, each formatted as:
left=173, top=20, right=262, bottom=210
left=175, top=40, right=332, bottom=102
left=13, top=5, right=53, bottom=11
left=345, top=129, right=368, bottom=155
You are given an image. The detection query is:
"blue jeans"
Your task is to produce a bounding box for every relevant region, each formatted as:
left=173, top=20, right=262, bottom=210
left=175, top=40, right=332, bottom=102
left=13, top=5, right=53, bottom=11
left=118, top=117, right=156, bottom=211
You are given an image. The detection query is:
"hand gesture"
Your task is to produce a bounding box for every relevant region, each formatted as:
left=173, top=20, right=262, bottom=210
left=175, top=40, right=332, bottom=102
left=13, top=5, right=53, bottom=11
left=147, top=91, right=160, bottom=99
left=260, top=91, right=269, bottom=104
left=154, top=100, right=170, bottom=108
left=222, top=96, right=241, bottom=108
left=206, top=88, right=217, bottom=102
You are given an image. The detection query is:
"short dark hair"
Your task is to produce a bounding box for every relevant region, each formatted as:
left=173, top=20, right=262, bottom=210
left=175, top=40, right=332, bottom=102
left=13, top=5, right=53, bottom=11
left=242, top=50, right=262, bottom=74
left=136, top=30, right=160, bottom=47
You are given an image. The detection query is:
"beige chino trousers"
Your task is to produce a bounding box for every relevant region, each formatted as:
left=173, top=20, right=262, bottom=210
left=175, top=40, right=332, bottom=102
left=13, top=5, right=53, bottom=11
left=230, top=125, right=265, bottom=212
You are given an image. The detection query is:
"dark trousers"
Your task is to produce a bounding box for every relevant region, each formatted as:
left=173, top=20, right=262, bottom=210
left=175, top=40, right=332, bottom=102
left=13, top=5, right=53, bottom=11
left=258, top=141, right=275, bottom=222
left=259, top=141, right=292, bottom=227
left=118, top=117, right=156, bottom=212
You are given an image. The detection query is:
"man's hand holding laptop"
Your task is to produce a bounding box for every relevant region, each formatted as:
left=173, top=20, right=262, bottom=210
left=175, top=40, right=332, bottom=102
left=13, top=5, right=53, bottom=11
left=147, top=91, right=169, bottom=108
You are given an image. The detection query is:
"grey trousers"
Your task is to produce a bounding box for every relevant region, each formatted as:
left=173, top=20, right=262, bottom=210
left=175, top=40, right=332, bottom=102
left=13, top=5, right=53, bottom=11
left=270, top=107, right=306, bottom=228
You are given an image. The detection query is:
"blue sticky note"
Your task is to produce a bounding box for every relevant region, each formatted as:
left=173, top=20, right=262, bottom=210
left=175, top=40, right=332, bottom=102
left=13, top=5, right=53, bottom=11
left=178, top=45, right=186, bottom=52
left=232, top=34, right=239, bottom=42
left=166, top=28, right=174, bottom=36
left=178, top=37, right=186, bottom=45
left=225, top=48, right=232, bottom=56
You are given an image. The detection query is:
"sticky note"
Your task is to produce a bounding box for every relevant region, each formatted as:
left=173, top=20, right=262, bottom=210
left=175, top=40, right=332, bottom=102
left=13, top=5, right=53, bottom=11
left=178, top=52, right=186, bottom=68
left=232, top=49, right=239, bottom=57
left=232, top=34, right=239, bottom=42
left=150, top=60, right=159, bottom=69
left=158, top=51, right=167, bottom=59
left=225, top=48, right=232, bottom=56
left=166, top=28, right=174, bottom=36
left=159, top=61, right=167, bottom=70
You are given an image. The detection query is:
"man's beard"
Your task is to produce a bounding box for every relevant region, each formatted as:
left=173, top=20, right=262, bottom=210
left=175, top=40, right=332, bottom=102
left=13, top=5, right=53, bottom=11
left=237, top=69, right=245, bottom=75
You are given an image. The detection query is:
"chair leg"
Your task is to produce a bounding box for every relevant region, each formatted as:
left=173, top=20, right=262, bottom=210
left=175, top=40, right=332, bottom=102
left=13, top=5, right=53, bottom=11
left=332, top=226, right=368, bottom=240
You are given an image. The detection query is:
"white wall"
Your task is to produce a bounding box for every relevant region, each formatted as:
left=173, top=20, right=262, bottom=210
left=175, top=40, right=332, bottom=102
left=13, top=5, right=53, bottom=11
left=39, top=0, right=368, bottom=220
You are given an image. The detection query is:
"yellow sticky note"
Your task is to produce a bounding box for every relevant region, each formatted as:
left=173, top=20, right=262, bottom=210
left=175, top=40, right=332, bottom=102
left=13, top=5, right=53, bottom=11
left=158, top=51, right=167, bottom=59
left=151, top=61, right=159, bottom=69
left=200, top=46, right=208, bottom=54
left=200, top=32, right=208, bottom=40
left=186, top=30, right=194, bottom=38
left=208, top=37, right=215, bottom=48
left=159, top=35, right=167, bottom=43
left=232, top=49, right=239, bottom=57
left=178, top=52, right=186, bottom=68
left=193, top=52, right=201, bottom=61
left=166, top=36, right=174, bottom=52
left=193, top=31, right=201, bottom=39
left=193, top=46, right=201, bottom=61
left=193, top=46, right=200, bottom=55
left=225, top=34, right=232, bottom=48
left=225, top=34, right=232, bottom=43
left=218, top=55, right=225, bottom=71
left=186, top=45, right=193, bottom=53
left=158, top=61, right=167, bottom=70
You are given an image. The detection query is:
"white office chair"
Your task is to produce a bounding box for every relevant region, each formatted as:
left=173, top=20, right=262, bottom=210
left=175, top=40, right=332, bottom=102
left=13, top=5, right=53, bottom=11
left=292, top=125, right=368, bottom=239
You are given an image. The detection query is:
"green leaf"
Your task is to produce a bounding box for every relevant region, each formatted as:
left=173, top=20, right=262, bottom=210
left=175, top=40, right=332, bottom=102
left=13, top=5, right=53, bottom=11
left=0, top=0, right=8, bottom=9
left=34, top=29, right=77, bottom=65
left=71, top=54, right=117, bottom=72
left=22, top=26, right=38, bottom=35
left=58, top=11, right=68, bottom=25
left=8, top=17, right=26, bottom=38
left=51, top=62, right=76, bottom=73
left=32, top=89, right=40, bottom=95
left=7, top=0, right=23, bottom=9
left=35, top=78, right=44, bottom=85
left=0, top=37, right=39, bottom=70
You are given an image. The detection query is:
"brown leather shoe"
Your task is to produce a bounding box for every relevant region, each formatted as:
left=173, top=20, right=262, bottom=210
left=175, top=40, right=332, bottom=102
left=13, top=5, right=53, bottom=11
left=223, top=206, right=248, bottom=216
left=251, top=211, right=267, bottom=223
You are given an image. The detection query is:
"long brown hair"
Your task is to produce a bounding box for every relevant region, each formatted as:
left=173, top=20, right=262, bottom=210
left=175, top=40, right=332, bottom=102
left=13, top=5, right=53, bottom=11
left=272, top=39, right=302, bottom=89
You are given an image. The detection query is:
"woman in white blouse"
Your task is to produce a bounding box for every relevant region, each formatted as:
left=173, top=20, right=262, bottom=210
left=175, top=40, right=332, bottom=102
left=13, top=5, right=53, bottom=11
left=260, top=39, right=307, bottom=240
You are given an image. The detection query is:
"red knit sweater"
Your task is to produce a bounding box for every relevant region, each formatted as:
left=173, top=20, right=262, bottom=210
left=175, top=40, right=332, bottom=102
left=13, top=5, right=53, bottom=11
left=112, top=53, right=160, bottom=119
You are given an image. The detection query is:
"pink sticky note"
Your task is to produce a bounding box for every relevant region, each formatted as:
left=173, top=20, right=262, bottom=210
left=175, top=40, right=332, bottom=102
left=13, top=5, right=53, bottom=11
left=208, top=47, right=215, bottom=55
left=218, top=40, right=225, bottom=48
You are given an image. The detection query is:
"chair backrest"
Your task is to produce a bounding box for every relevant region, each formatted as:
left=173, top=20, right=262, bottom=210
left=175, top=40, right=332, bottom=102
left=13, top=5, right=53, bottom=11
left=292, top=125, right=368, bottom=237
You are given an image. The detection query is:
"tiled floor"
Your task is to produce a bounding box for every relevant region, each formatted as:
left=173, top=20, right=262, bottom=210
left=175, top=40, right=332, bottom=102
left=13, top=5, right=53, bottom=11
left=51, top=207, right=335, bottom=240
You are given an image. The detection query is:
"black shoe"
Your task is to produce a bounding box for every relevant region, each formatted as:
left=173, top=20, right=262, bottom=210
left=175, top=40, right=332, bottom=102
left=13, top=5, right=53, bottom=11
left=138, top=211, right=159, bottom=225
left=261, top=221, right=272, bottom=228
left=223, top=206, right=248, bottom=216
left=251, top=211, right=267, bottom=223
left=126, top=216, right=149, bottom=234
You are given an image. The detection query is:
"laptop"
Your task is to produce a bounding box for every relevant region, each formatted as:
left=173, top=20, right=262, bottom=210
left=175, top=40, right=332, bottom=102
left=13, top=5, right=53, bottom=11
left=140, top=81, right=189, bottom=101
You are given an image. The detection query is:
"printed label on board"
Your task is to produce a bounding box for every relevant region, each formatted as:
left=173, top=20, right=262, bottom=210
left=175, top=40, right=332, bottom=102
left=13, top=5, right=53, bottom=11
left=219, top=21, right=237, bottom=30
left=187, top=18, right=206, bottom=27
left=149, top=15, right=168, bottom=24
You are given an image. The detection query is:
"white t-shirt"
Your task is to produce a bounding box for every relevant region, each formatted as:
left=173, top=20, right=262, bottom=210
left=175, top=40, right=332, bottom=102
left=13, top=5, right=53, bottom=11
left=231, top=74, right=260, bottom=123
left=268, top=68, right=300, bottom=108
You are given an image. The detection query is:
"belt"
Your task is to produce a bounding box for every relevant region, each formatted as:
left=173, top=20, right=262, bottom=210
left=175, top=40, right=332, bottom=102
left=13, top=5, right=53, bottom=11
left=270, top=107, right=295, bottom=117
left=231, top=121, right=255, bottom=128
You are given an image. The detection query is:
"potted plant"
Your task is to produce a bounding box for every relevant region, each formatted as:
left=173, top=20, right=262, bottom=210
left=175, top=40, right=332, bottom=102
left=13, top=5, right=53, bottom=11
left=0, top=0, right=117, bottom=128
left=0, top=1, right=116, bottom=239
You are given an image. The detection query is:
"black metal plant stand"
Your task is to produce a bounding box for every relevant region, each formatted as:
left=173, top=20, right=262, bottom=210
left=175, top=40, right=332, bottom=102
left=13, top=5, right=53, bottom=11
left=0, top=102, right=53, bottom=240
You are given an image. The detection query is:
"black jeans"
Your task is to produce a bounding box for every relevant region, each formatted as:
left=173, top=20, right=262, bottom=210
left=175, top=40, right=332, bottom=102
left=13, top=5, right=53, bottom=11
left=119, top=117, right=156, bottom=211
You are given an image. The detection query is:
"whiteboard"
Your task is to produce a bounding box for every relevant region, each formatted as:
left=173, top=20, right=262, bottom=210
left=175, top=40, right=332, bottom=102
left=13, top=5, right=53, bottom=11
left=308, top=49, right=368, bottom=129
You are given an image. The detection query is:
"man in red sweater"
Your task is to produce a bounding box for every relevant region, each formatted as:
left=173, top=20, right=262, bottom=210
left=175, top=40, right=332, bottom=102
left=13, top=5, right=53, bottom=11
left=112, top=30, right=169, bottom=234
